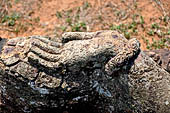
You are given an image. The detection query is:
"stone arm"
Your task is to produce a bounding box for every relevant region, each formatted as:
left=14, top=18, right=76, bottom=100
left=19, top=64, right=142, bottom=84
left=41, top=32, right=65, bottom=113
left=0, top=31, right=141, bottom=113
left=0, top=31, right=169, bottom=113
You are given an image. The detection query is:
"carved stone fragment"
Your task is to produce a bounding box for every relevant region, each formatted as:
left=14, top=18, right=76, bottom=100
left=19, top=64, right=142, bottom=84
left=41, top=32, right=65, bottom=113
left=0, top=31, right=169, bottom=113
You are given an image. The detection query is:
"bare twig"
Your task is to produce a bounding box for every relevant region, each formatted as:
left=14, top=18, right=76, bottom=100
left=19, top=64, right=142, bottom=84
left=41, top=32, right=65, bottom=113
left=154, top=0, right=167, bottom=16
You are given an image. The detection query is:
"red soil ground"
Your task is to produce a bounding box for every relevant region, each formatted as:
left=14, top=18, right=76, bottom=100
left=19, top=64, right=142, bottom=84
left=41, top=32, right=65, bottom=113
left=0, top=0, right=169, bottom=50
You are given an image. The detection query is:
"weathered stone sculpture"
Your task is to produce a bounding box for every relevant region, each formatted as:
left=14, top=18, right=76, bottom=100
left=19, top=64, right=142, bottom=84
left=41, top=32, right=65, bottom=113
left=0, top=30, right=169, bottom=113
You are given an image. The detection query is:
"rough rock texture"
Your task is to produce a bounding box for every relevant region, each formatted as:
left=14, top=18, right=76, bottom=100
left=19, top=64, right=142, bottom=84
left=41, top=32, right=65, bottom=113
left=0, top=31, right=170, bottom=113
left=129, top=51, right=170, bottom=113
left=144, top=49, right=170, bottom=73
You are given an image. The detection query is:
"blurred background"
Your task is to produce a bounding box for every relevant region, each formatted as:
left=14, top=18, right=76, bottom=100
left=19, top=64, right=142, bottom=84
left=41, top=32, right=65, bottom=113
left=0, top=0, right=169, bottom=50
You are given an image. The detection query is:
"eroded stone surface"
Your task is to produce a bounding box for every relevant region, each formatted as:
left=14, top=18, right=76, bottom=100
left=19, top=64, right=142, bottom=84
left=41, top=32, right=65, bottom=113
left=0, top=30, right=169, bottom=113
left=144, top=49, right=170, bottom=73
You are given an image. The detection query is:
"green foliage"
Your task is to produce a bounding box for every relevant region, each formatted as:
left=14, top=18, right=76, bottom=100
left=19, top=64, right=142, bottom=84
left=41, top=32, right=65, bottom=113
left=124, top=31, right=130, bottom=39
left=110, top=24, right=130, bottom=39
left=167, top=30, right=170, bottom=35
left=56, top=11, right=62, bottom=18
left=71, top=22, right=87, bottom=32
left=147, top=29, right=154, bottom=36
left=147, top=22, right=168, bottom=37
left=66, top=9, right=73, bottom=17
left=110, top=23, right=138, bottom=39
left=151, top=23, right=159, bottom=29
left=144, top=38, right=168, bottom=49
left=60, top=16, right=87, bottom=32
left=163, top=16, right=169, bottom=24
left=1, top=12, right=20, bottom=26
left=110, top=14, right=147, bottom=39
left=142, top=36, right=150, bottom=49
left=66, top=18, right=72, bottom=25
left=15, top=0, right=20, bottom=4
left=34, top=17, right=40, bottom=23
left=98, top=15, right=103, bottom=21
left=129, top=21, right=138, bottom=33
left=60, top=26, right=67, bottom=32
left=140, top=16, right=145, bottom=25
left=83, top=1, right=90, bottom=10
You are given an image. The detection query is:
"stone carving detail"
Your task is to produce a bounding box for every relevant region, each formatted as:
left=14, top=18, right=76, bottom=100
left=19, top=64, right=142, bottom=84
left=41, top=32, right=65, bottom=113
left=0, top=31, right=169, bottom=113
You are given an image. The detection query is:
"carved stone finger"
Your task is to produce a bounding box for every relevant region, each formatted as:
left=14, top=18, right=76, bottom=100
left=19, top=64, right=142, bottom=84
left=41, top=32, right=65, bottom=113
left=61, top=32, right=97, bottom=43
left=30, top=45, right=60, bottom=62
left=30, top=36, right=62, bottom=47
left=27, top=52, right=60, bottom=69
left=31, top=38, right=61, bottom=54
left=105, top=38, right=140, bottom=76
left=1, top=55, right=20, bottom=66
left=6, top=37, right=25, bottom=46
